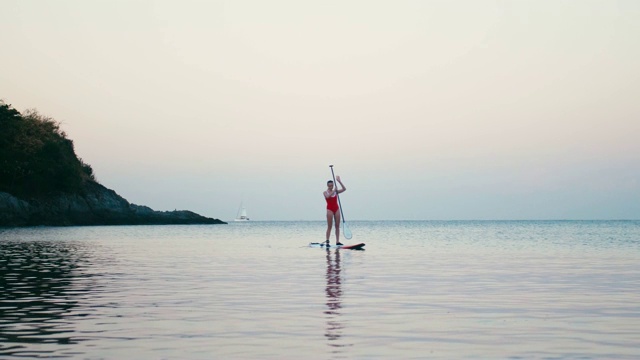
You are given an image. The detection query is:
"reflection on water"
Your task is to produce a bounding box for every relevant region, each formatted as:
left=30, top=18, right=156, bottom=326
left=324, top=248, right=352, bottom=353
left=0, top=222, right=638, bottom=359
left=0, top=240, right=96, bottom=358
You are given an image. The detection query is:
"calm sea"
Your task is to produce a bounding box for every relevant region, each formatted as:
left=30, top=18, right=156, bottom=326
left=1, top=221, right=639, bottom=359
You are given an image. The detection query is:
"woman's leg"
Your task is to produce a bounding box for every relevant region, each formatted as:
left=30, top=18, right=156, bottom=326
left=326, top=210, right=334, bottom=242
left=334, top=211, right=341, bottom=243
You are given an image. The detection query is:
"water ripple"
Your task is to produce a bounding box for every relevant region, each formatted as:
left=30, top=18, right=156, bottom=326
left=1, top=222, right=639, bottom=359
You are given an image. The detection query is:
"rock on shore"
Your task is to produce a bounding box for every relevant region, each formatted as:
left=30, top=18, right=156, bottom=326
left=0, top=181, right=226, bottom=226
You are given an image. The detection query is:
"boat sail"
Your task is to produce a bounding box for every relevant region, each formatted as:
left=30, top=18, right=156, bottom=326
left=234, top=202, right=250, bottom=221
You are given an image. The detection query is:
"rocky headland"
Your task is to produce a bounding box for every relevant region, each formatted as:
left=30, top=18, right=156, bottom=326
left=0, top=100, right=225, bottom=227
left=0, top=181, right=225, bottom=226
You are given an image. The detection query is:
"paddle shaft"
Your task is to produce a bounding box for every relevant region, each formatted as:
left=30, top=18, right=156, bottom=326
left=329, top=165, right=346, bottom=223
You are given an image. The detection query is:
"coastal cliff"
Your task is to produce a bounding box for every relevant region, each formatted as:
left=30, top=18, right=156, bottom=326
left=0, top=181, right=225, bottom=226
left=0, top=100, right=225, bottom=227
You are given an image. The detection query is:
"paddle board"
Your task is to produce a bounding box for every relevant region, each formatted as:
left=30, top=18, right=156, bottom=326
left=309, top=242, right=365, bottom=250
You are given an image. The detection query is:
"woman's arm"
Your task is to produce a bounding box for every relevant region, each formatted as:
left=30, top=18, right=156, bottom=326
left=336, top=176, right=346, bottom=194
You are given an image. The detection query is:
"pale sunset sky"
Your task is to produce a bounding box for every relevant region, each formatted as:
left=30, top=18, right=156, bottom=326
left=1, top=0, right=639, bottom=220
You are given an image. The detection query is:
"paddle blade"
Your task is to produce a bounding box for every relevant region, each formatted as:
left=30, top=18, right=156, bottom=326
left=343, top=222, right=353, bottom=239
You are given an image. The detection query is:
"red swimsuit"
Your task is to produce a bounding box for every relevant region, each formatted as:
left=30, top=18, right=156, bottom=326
left=325, top=193, right=339, bottom=213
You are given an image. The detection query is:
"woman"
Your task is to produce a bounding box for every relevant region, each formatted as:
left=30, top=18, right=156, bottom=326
left=324, top=176, right=346, bottom=247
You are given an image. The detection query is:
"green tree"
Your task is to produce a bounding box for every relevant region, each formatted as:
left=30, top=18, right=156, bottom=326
left=0, top=101, right=96, bottom=198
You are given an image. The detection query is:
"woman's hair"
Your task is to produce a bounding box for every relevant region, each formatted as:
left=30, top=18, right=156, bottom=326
left=327, top=180, right=334, bottom=185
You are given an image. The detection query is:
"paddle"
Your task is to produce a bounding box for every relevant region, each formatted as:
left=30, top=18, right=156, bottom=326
left=329, top=165, right=353, bottom=240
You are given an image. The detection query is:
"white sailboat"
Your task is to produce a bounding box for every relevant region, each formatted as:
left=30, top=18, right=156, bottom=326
left=234, top=202, right=250, bottom=221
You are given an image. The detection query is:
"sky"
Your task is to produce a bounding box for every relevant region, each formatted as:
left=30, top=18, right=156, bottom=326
left=1, top=0, right=639, bottom=221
